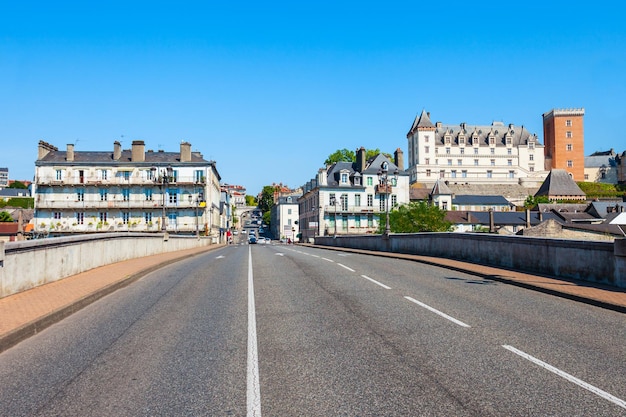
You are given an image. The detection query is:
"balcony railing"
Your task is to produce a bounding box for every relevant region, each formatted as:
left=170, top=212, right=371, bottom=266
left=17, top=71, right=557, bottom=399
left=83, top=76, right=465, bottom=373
left=323, top=205, right=380, bottom=214
left=375, top=184, right=392, bottom=194
left=35, top=200, right=204, bottom=210
left=37, top=175, right=206, bottom=186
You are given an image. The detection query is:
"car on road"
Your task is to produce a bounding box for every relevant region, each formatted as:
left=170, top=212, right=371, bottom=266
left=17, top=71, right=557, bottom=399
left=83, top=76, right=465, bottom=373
left=248, top=236, right=257, bottom=244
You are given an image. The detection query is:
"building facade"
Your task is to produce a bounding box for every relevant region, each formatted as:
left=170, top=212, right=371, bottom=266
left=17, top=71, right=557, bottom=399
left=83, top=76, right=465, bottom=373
left=33, top=140, right=223, bottom=238
left=298, top=148, right=410, bottom=242
left=0, top=168, right=8, bottom=188
left=584, top=149, right=618, bottom=183
left=270, top=195, right=300, bottom=241
left=543, top=108, right=585, bottom=181
left=406, top=110, right=546, bottom=187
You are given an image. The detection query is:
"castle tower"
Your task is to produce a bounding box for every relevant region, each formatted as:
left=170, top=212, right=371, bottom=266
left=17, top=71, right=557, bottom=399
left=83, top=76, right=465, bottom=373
left=542, top=108, right=585, bottom=181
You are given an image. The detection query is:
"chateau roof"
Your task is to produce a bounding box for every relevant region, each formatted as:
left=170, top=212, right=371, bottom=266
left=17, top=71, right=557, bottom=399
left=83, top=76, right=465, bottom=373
left=535, top=169, right=586, bottom=199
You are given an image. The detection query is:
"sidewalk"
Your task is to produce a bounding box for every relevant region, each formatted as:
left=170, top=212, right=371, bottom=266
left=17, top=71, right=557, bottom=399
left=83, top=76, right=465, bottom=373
left=1, top=243, right=624, bottom=354
left=0, top=245, right=223, bottom=353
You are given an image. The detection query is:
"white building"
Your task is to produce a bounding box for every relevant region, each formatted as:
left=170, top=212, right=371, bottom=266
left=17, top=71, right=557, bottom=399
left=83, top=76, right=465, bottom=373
left=33, top=140, right=223, bottom=239
left=0, top=168, right=8, bottom=188
left=406, top=110, right=547, bottom=187
left=270, top=195, right=300, bottom=241
left=298, top=148, right=410, bottom=242
left=584, top=149, right=618, bottom=184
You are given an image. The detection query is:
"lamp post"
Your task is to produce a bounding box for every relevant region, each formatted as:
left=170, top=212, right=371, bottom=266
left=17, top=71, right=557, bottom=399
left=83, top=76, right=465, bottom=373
left=329, top=195, right=338, bottom=237
left=377, top=161, right=398, bottom=239
left=151, top=165, right=173, bottom=232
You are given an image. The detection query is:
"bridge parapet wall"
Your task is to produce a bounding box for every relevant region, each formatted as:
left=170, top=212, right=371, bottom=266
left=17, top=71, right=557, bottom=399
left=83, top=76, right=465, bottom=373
left=315, top=233, right=622, bottom=288
left=0, top=233, right=211, bottom=298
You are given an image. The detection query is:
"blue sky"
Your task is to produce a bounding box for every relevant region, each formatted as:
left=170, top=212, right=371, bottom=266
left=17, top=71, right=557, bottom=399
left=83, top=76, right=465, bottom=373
left=2, top=1, right=625, bottom=194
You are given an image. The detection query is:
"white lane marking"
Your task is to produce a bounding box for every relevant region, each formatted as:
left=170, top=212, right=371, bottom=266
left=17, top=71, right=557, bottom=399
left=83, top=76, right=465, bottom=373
left=502, top=345, right=626, bottom=410
left=247, top=246, right=262, bottom=417
left=337, top=263, right=355, bottom=272
left=216, top=255, right=225, bottom=259
left=404, top=296, right=471, bottom=328
left=321, top=257, right=335, bottom=263
left=310, top=254, right=320, bottom=258
left=361, top=275, right=391, bottom=289
left=275, top=253, right=284, bottom=256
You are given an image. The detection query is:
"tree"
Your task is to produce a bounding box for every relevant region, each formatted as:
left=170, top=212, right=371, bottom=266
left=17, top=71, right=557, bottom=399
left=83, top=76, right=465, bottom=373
left=324, top=148, right=393, bottom=165
left=0, top=211, right=13, bottom=222
left=382, top=202, right=452, bottom=233
left=324, top=148, right=355, bottom=165
left=523, top=195, right=550, bottom=209
left=245, top=195, right=257, bottom=206
left=258, top=185, right=278, bottom=213
left=8, top=181, right=27, bottom=189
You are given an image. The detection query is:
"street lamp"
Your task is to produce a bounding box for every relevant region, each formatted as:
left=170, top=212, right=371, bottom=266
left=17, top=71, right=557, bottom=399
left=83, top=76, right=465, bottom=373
left=151, top=165, right=173, bottom=232
left=377, top=161, right=399, bottom=238
left=329, top=195, right=338, bottom=237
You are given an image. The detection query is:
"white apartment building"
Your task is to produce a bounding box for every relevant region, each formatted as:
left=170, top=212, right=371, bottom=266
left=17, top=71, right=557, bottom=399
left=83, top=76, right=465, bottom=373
left=298, top=148, right=410, bottom=242
left=270, top=195, right=300, bottom=241
left=406, top=110, right=547, bottom=187
left=33, top=140, right=223, bottom=238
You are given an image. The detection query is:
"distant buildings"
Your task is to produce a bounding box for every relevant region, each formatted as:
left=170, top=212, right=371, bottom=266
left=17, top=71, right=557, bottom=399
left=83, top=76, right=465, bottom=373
left=33, top=140, right=224, bottom=238
left=585, top=149, right=618, bottom=183
left=543, top=108, right=585, bottom=181
left=0, top=168, right=8, bottom=188
left=406, top=110, right=546, bottom=187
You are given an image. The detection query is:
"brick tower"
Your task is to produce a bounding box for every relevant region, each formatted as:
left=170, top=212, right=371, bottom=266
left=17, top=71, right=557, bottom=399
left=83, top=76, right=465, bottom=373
left=542, top=108, right=585, bottom=181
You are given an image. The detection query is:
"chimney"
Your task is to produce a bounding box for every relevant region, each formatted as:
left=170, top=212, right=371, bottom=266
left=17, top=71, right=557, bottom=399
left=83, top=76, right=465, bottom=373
left=66, top=144, right=75, bottom=161
left=356, top=147, right=366, bottom=173
left=113, top=141, right=122, bottom=160
left=180, top=141, right=192, bottom=162
left=394, top=148, right=404, bottom=171
left=131, top=140, right=145, bottom=162
left=525, top=209, right=531, bottom=228
left=38, top=140, right=58, bottom=160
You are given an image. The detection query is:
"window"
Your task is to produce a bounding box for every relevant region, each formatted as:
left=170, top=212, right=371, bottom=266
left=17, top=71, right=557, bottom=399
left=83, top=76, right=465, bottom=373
left=442, top=201, right=448, bottom=210
left=474, top=148, right=479, bottom=154
left=288, top=219, right=292, bottom=226
left=451, top=170, right=457, bottom=178
left=55, top=169, right=62, bottom=181
left=100, top=189, right=108, bottom=201
left=367, top=177, right=373, bottom=186
left=287, top=208, right=292, bottom=215
left=426, top=169, right=431, bottom=177
left=425, top=158, right=430, bottom=165
left=145, top=212, right=153, bottom=223
left=355, top=194, right=361, bottom=207
left=529, top=141, right=535, bottom=150
left=172, top=170, right=179, bottom=182
left=424, top=135, right=429, bottom=143
left=341, top=215, right=348, bottom=230
left=168, top=189, right=178, bottom=204
left=77, top=189, right=84, bottom=202
left=474, top=159, right=479, bottom=166
left=76, top=212, right=84, bottom=225
left=99, top=212, right=107, bottom=222
left=447, top=159, right=452, bottom=166
left=445, top=137, right=451, bottom=145
left=567, top=144, right=573, bottom=151
left=145, top=189, right=153, bottom=201
left=584, top=174, right=589, bottom=180
left=368, top=214, right=374, bottom=228
left=461, top=170, right=467, bottom=178
left=53, top=212, right=62, bottom=220
left=460, top=148, right=465, bottom=154
left=459, top=137, right=465, bottom=145
left=101, top=170, right=108, bottom=180
left=122, top=212, right=130, bottom=224
left=341, top=173, right=348, bottom=184
left=507, top=159, right=512, bottom=166
left=487, top=170, right=493, bottom=178
left=367, top=194, right=373, bottom=207
left=435, top=147, right=439, bottom=154
left=445, top=147, right=451, bottom=154
left=457, top=159, right=462, bottom=166
left=439, top=170, right=445, bottom=178
left=379, top=195, right=386, bottom=211
left=507, top=148, right=512, bottom=155
left=529, top=154, right=534, bottom=161
left=566, top=131, right=573, bottom=138
left=508, top=171, right=515, bottom=178
left=567, top=160, right=573, bottom=167
left=341, top=194, right=348, bottom=211
left=122, top=189, right=130, bottom=202
left=355, top=215, right=361, bottom=227
left=490, top=159, right=495, bottom=166
left=123, top=171, right=130, bottom=181
left=506, top=137, right=512, bottom=145
left=566, top=119, right=572, bottom=127
left=490, top=148, right=495, bottom=155
left=146, top=169, right=155, bottom=181
left=194, top=170, right=204, bottom=182
left=529, top=166, right=535, bottom=172
left=425, top=146, right=430, bottom=153
left=391, top=195, right=397, bottom=207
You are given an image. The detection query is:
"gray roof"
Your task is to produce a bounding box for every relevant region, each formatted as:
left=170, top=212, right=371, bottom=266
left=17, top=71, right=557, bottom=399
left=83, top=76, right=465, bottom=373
left=446, top=211, right=561, bottom=226
left=37, top=149, right=210, bottom=166
left=535, top=170, right=586, bottom=198
left=585, top=152, right=617, bottom=168
left=325, top=154, right=406, bottom=187
left=431, top=178, right=452, bottom=195
left=452, top=195, right=511, bottom=206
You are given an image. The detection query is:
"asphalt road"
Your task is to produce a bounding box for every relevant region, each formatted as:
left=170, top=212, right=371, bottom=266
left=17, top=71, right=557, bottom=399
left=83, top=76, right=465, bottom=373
left=0, top=244, right=624, bottom=416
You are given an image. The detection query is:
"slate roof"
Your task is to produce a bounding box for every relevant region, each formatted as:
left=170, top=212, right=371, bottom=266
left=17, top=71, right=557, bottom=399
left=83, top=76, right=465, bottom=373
left=431, top=178, right=452, bottom=195
left=445, top=211, right=561, bottom=226
left=585, top=149, right=616, bottom=168
left=534, top=169, right=586, bottom=198
left=407, top=109, right=436, bottom=135
left=325, top=154, right=406, bottom=187
left=37, top=149, right=209, bottom=165
left=452, top=195, right=511, bottom=206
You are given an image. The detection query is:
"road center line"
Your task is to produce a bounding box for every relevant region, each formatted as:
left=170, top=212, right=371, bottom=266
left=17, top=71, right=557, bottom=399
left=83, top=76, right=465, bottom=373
left=404, top=296, right=471, bottom=328
left=502, top=345, right=626, bottom=410
left=247, top=246, right=262, bottom=416
left=321, top=257, right=335, bottom=263
left=361, top=275, right=391, bottom=289
left=337, top=263, right=355, bottom=272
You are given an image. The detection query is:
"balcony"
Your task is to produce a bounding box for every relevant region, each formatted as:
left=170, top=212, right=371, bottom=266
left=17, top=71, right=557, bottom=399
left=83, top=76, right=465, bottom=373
left=375, top=184, right=392, bottom=194
left=323, top=205, right=379, bottom=215
left=37, top=175, right=207, bottom=187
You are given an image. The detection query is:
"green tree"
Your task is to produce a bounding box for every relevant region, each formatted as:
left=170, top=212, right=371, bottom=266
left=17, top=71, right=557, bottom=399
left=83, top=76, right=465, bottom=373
left=523, top=195, right=550, bottom=209
left=0, top=211, right=13, bottom=222
left=382, top=202, right=452, bottom=233
left=8, top=181, right=27, bottom=189
left=258, top=185, right=278, bottom=213
left=324, top=148, right=393, bottom=165
left=245, top=195, right=257, bottom=206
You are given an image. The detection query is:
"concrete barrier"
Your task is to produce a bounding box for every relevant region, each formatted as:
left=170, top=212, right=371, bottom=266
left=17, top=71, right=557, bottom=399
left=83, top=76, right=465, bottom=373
left=0, top=233, right=213, bottom=298
left=315, top=233, right=624, bottom=288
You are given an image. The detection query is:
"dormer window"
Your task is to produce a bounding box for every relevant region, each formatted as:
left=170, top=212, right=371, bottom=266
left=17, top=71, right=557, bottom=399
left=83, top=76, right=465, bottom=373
left=489, top=136, right=495, bottom=146
left=506, top=136, right=512, bottom=146
left=341, top=173, right=348, bottom=184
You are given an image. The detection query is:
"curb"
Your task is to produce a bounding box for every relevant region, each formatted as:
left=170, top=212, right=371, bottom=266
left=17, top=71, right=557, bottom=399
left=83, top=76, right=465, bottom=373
left=0, top=245, right=224, bottom=354
left=302, top=244, right=626, bottom=314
